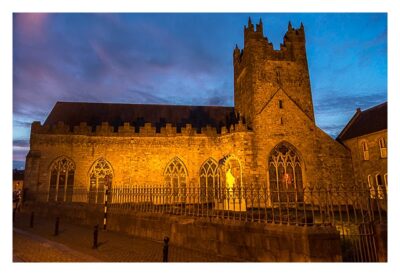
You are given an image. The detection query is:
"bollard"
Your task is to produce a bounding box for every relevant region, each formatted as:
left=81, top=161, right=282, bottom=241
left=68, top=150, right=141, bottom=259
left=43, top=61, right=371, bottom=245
left=103, top=189, right=108, bottom=230
left=163, top=236, right=169, bottom=262
left=92, top=224, right=99, bottom=249
left=30, top=211, right=34, bottom=228
left=54, top=217, right=60, bottom=236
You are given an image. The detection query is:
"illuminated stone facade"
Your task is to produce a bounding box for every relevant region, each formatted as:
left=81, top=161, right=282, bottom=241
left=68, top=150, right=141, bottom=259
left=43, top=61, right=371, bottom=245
left=24, top=19, right=356, bottom=202
left=337, top=103, right=387, bottom=198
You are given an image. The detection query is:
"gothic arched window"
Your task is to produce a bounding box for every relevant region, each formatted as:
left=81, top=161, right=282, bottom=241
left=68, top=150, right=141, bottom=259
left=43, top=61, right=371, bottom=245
left=89, top=158, right=113, bottom=204
left=199, top=158, right=219, bottom=202
left=164, top=158, right=187, bottom=199
left=48, top=157, right=75, bottom=202
left=268, top=143, right=303, bottom=203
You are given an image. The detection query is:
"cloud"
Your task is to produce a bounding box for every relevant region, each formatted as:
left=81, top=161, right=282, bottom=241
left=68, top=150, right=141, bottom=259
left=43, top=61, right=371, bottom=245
left=314, top=92, right=386, bottom=114
left=13, top=145, right=30, bottom=162
left=13, top=120, right=32, bottom=128
left=14, top=13, right=49, bottom=41
left=13, top=14, right=228, bottom=123
left=314, top=91, right=387, bottom=137
left=317, top=124, right=346, bottom=138
left=13, top=139, right=29, bottom=147
left=125, top=89, right=170, bottom=104
left=205, top=95, right=233, bottom=106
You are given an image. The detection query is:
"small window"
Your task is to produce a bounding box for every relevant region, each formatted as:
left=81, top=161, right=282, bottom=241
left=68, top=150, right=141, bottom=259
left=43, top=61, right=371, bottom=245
left=378, top=137, right=387, bottom=158
left=278, top=100, right=283, bottom=109
left=361, top=141, right=369, bottom=160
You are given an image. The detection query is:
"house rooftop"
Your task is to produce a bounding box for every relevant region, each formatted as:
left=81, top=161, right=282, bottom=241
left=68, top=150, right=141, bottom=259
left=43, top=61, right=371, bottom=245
left=44, top=101, right=238, bottom=132
left=336, top=102, right=387, bottom=141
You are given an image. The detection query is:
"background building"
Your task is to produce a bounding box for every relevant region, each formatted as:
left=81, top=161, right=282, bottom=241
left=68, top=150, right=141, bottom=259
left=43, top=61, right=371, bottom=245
left=337, top=102, right=388, bottom=200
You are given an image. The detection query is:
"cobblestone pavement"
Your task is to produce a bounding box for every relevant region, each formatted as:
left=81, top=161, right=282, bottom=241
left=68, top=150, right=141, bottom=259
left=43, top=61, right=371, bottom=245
left=13, top=229, right=100, bottom=262
left=13, top=211, right=237, bottom=262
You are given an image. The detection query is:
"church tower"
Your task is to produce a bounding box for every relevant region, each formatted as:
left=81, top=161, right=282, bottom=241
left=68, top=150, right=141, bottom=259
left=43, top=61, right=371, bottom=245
left=233, top=18, right=315, bottom=128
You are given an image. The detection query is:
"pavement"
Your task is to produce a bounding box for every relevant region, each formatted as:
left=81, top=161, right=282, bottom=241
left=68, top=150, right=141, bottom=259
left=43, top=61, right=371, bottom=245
left=13, top=211, right=237, bottom=262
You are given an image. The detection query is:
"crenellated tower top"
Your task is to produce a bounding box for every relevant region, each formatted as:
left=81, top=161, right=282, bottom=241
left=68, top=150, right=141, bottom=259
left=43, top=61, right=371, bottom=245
left=234, top=18, right=307, bottom=65
left=233, top=18, right=314, bottom=128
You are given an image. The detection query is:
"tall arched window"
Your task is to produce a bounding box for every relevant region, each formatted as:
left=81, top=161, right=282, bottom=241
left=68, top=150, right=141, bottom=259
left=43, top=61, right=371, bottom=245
left=89, top=158, right=113, bottom=204
left=200, top=158, right=219, bottom=202
left=164, top=158, right=187, bottom=201
left=378, top=137, right=387, bottom=158
left=48, top=157, right=75, bottom=202
left=268, top=143, right=303, bottom=203
left=361, top=141, right=369, bottom=160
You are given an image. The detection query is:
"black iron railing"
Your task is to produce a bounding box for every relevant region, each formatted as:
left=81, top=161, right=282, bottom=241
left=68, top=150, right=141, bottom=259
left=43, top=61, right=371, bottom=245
left=28, top=184, right=387, bottom=226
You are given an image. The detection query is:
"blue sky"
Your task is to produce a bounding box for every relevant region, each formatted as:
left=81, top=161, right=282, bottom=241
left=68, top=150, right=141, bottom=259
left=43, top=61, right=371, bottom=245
left=13, top=13, right=387, bottom=169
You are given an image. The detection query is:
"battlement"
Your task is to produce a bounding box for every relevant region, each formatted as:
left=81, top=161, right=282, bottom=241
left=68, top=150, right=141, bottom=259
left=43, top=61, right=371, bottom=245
left=30, top=119, right=250, bottom=137
left=234, top=18, right=306, bottom=64
left=233, top=18, right=314, bottom=127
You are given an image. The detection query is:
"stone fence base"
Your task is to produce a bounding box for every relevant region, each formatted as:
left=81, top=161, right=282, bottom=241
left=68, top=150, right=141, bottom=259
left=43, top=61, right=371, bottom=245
left=22, top=202, right=342, bottom=262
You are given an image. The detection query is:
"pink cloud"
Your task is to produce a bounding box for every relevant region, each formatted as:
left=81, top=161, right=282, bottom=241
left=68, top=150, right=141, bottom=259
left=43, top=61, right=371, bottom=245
left=15, top=13, right=49, bottom=41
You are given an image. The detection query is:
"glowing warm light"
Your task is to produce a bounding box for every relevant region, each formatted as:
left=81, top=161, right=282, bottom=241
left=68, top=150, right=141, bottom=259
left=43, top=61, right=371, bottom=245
left=226, top=168, right=235, bottom=189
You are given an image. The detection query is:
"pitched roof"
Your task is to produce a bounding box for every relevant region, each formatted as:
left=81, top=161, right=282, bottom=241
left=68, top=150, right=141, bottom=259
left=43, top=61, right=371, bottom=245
left=336, top=102, right=387, bottom=141
left=44, top=102, right=238, bottom=132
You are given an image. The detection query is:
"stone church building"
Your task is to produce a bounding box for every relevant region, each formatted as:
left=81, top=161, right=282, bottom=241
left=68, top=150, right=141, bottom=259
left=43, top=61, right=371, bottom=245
left=24, top=19, right=358, bottom=204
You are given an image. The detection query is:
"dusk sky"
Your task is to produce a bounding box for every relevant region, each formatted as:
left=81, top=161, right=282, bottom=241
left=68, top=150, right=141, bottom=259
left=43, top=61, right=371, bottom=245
left=13, top=13, right=387, bottom=169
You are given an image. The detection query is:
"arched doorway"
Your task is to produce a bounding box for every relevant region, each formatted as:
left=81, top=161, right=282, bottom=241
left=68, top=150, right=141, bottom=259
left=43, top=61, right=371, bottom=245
left=268, top=142, right=304, bottom=203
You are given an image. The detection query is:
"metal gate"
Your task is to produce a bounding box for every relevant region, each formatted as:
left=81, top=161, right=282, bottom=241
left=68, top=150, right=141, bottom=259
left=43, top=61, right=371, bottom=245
left=337, top=221, right=377, bottom=262
left=329, top=189, right=387, bottom=262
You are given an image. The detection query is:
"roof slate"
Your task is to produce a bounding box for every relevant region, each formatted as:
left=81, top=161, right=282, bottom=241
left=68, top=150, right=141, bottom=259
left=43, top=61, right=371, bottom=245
left=44, top=102, right=238, bottom=132
left=337, top=102, right=387, bottom=141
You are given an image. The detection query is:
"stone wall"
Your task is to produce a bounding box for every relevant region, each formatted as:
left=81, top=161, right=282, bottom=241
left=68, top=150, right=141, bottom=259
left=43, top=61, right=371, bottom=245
left=26, top=202, right=342, bottom=262
left=231, top=20, right=354, bottom=190
left=234, top=22, right=314, bottom=128
left=342, top=130, right=387, bottom=188
left=26, top=122, right=253, bottom=198
left=251, top=89, right=354, bottom=189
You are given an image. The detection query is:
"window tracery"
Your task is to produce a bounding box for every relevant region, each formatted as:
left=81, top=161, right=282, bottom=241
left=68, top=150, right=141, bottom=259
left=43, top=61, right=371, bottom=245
left=268, top=143, right=303, bottom=203
left=89, top=158, right=113, bottom=204
left=49, top=157, right=75, bottom=202
left=199, top=158, right=219, bottom=202
left=164, top=158, right=187, bottom=200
